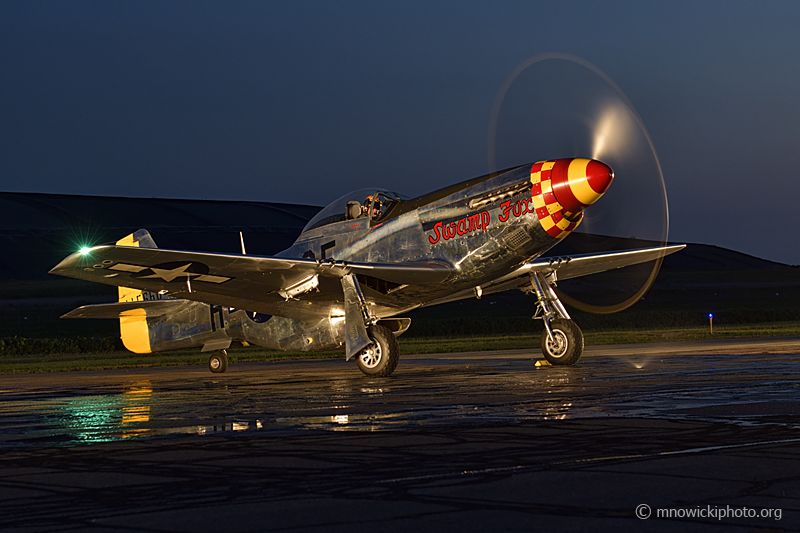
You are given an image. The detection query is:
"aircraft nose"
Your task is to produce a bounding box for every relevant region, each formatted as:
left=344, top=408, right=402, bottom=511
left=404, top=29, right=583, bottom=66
left=550, top=158, right=614, bottom=213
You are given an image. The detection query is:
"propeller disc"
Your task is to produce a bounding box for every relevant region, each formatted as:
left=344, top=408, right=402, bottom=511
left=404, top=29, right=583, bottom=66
left=489, top=53, right=670, bottom=313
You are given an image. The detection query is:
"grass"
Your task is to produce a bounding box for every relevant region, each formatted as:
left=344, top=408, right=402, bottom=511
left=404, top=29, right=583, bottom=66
left=583, top=322, right=800, bottom=344
left=2, top=321, right=799, bottom=374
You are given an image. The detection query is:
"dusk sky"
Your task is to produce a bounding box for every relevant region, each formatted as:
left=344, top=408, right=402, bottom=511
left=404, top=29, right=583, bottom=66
left=2, top=1, right=799, bottom=264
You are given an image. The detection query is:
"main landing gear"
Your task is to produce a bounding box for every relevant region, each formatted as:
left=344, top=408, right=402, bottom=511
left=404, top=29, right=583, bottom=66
left=341, top=273, right=401, bottom=377
left=531, top=272, right=584, bottom=365
left=355, top=324, right=400, bottom=377
left=208, top=350, right=229, bottom=373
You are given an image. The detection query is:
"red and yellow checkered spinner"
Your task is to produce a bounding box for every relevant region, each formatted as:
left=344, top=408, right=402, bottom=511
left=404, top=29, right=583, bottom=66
left=530, top=158, right=614, bottom=238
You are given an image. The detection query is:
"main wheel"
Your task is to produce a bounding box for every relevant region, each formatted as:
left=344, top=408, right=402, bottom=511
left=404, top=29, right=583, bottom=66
left=355, top=325, right=399, bottom=377
left=541, top=319, right=584, bottom=365
left=208, top=350, right=228, bottom=373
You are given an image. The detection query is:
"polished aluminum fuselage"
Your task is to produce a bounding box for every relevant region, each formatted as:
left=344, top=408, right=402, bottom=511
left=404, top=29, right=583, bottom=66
left=146, top=165, right=572, bottom=354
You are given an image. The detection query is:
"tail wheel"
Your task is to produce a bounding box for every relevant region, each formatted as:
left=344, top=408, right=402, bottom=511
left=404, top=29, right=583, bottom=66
left=208, top=350, right=228, bottom=373
left=356, top=324, right=399, bottom=377
left=541, top=319, right=584, bottom=365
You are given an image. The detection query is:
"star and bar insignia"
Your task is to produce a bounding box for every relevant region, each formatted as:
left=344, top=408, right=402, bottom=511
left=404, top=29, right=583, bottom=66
left=108, top=261, right=232, bottom=284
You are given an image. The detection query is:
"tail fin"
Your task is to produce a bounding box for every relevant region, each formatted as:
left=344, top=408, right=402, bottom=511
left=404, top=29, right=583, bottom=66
left=116, top=229, right=158, bottom=304
left=116, top=229, right=158, bottom=353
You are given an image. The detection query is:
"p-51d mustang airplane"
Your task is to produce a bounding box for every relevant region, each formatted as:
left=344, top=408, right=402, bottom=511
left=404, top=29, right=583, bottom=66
left=51, top=158, right=684, bottom=376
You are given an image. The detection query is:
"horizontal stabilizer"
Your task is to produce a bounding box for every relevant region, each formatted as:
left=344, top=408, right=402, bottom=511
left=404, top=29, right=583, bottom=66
left=61, top=299, right=188, bottom=319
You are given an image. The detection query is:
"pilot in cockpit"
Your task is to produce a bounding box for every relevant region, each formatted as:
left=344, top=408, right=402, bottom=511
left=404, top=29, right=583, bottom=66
left=370, top=197, right=383, bottom=219
left=361, top=195, right=382, bottom=220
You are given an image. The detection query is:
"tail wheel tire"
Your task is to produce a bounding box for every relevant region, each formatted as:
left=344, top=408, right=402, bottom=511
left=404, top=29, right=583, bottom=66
left=356, top=324, right=399, bottom=377
left=541, top=319, right=584, bottom=366
left=209, top=351, right=228, bottom=373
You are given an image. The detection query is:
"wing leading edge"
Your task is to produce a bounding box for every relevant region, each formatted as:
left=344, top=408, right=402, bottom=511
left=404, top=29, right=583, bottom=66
left=506, top=244, right=686, bottom=282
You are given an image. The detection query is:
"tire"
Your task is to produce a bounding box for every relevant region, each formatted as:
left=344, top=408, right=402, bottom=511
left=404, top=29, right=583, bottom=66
left=540, top=319, right=584, bottom=366
left=355, top=325, right=399, bottom=377
left=208, top=351, right=228, bottom=373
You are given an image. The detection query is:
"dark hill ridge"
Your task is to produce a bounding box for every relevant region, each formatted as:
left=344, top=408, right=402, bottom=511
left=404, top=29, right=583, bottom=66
left=660, top=243, right=790, bottom=271
left=552, top=232, right=790, bottom=271
left=0, top=192, right=790, bottom=282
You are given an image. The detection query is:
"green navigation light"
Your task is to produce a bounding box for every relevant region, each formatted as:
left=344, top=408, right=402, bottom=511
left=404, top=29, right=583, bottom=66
left=79, top=246, right=92, bottom=255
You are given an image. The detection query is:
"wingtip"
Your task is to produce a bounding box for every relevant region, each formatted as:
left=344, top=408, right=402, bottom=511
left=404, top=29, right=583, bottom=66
left=48, top=251, right=84, bottom=277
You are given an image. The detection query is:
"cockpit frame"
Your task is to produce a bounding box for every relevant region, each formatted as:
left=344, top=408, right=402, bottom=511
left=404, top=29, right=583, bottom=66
left=302, top=188, right=407, bottom=233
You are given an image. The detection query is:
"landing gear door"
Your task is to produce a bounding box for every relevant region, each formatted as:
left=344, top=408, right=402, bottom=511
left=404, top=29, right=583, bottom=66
left=341, top=274, right=371, bottom=360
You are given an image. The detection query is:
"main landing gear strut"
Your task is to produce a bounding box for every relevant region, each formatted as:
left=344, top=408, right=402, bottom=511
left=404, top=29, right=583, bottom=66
left=530, top=272, right=584, bottom=365
left=341, top=274, right=400, bottom=377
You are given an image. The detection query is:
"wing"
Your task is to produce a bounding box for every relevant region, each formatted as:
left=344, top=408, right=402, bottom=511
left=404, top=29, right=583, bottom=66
left=505, top=244, right=686, bottom=281
left=49, top=245, right=452, bottom=320
left=425, top=245, right=686, bottom=306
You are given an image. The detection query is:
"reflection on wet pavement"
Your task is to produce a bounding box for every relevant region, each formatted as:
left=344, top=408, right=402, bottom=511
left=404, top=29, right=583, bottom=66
left=2, top=342, right=800, bottom=448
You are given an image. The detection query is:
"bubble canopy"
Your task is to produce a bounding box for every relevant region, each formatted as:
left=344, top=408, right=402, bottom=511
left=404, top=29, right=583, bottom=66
left=302, top=188, right=408, bottom=232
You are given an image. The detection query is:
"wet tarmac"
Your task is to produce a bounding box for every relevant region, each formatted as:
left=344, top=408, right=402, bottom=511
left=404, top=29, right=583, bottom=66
left=1, top=337, right=799, bottom=531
